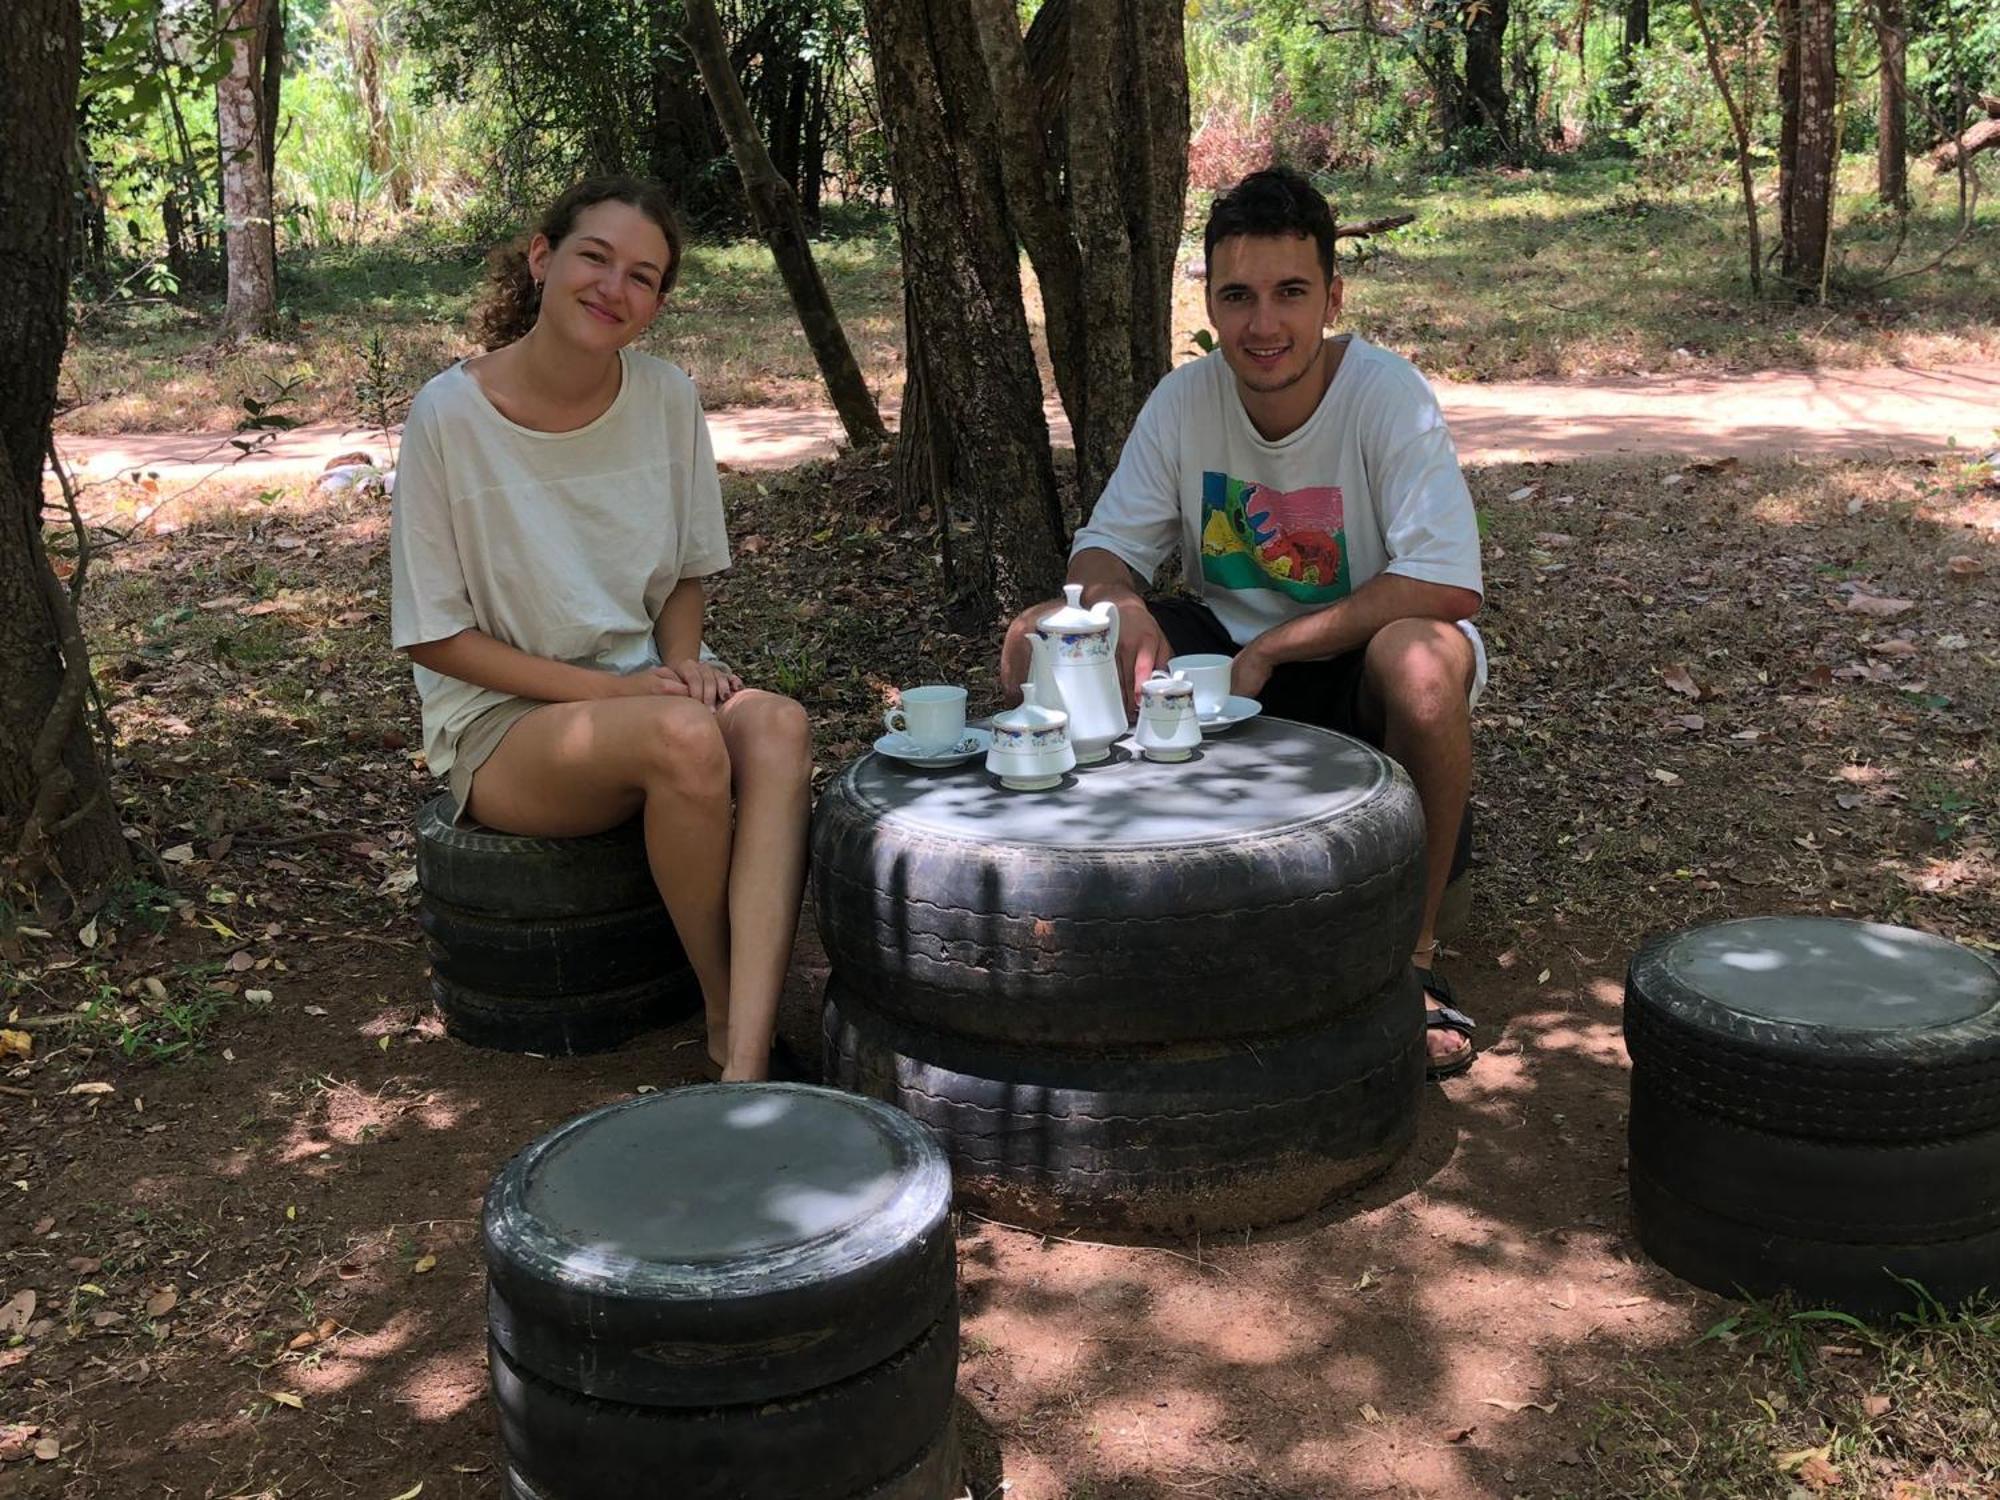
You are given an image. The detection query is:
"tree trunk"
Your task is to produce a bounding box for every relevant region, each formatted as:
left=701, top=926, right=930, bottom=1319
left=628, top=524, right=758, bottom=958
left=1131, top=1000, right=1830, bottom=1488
left=1618, top=0, right=1650, bottom=125
left=1931, top=117, right=2000, bottom=171
left=1776, top=0, right=1802, bottom=266
left=1460, top=0, right=1512, bottom=153
left=218, top=0, right=280, bottom=337
left=970, top=0, right=1186, bottom=515
left=1876, top=0, right=1907, bottom=206
left=1780, top=0, right=1837, bottom=291
left=864, top=0, right=1066, bottom=616
left=681, top=0, right=887, bottom=450
left=1, top=0, right=127, bottom=898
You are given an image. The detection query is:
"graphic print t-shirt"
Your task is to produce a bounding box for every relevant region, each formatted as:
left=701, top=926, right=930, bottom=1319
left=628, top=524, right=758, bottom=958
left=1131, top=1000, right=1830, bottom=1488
left=1071, top=338, right=1481, bottom=647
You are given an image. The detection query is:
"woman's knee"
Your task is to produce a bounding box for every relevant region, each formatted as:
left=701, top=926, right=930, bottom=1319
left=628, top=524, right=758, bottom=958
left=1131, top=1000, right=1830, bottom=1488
left=719, top=690, right=812, bottom=777
left=634, top=699, right=732, bottom=793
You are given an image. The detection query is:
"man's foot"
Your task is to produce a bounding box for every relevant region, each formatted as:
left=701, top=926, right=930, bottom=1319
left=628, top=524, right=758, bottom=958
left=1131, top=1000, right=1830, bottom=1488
left=1417, top=965, right=1477, bottom=1081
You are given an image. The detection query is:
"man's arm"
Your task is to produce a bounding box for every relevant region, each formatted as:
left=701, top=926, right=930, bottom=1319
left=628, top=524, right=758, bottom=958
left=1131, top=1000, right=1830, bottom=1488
left=1230, top=573, right=1480, bottom=697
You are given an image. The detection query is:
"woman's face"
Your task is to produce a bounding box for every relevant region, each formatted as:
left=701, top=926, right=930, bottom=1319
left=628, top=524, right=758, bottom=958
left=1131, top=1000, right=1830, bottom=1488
left=527, top=199, right=674, bottom=353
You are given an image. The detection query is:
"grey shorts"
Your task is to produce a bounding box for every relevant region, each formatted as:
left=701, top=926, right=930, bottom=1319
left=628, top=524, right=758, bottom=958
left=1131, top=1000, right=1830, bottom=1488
left=444, top=697, right=546, bottom=825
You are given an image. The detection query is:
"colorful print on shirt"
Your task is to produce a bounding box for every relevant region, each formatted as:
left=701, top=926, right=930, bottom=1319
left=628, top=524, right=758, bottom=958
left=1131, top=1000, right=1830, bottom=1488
left=1199, top=472, right=1352, bottom=603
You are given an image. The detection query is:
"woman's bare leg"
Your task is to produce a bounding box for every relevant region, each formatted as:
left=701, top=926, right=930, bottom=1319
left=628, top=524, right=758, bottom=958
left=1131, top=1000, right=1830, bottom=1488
left=464, top=697, right=736, bottom=1063
left=712, top=690, right=812, bottom=1080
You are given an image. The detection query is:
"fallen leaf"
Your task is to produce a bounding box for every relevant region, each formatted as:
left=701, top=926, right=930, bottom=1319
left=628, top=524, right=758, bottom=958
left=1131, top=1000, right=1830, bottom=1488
left=1480, top=1397, right=1559, bottom=1414
left=244, top=989, right=273, bottom=1004
left=1360, top=1402, right=1383, bottom=1423
left=268, top=1390, right=305, bottom=1410
left=76, top=918, right=98, bottom=949
left=1649, top=768, right=1684, bottom=786
left=0, top=1290, right=36, bottom=1334
left=66, top=1081, right=114, bottom=1096
left=1867, top=637, right=1920, bottom=656
left=0, top=1348, right=27, bottom=1371
left=31, top=1217, right=52, bottom=1236
left=1846, top=594, right=1915, bottom=617
left=1442, top=1425, right=1477, bottom=1444
left=0, top=1029, right=31, bottom=1062
left=1662, top=663, right=1702, bottom=699
left=226, top=950, right=255, bottom=972
left=1863, top=1393, right=1892, bottom=1418
left=303, top=1005, right=328, bottom=1016
left=412, top=1254, right=437, bottom=1275
left=1944, top=555, right=1985, bottom=577
left=1670, top=714, right=1707, bottom=732
left=1797, top=1454, right=1840, bottom=1491
left=1507, top=483, right=1543, bottom=502
left=388, top=1485, right=424, bottom=1500
left=161, top=843, right=196, bottom=863
left=0, top=1424, right=39, bottom=1461
left=144, top=1287, right=178, bottom=1318
left=32, top=1437, right=59, bottom=1461
left=90, top=1309, right=124, bottom=1329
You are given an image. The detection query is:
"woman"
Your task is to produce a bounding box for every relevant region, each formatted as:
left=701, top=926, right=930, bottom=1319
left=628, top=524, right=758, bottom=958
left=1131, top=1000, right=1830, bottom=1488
left=390, top=175, right=811, bottom=1082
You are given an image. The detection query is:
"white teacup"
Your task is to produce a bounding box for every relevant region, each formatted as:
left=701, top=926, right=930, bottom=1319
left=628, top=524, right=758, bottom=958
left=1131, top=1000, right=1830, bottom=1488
left=884, top=684, right=968, bottom=754
left=1167, top=654, right=1233, bottom=718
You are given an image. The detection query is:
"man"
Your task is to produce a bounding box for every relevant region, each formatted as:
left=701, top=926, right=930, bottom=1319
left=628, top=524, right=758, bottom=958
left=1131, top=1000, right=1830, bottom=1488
left=1000, top=166, right=1486, bottom=1080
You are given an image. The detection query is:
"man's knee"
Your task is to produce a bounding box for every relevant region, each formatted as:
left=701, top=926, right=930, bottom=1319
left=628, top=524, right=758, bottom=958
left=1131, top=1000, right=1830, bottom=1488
left=1366, top=620, right=1475, bottom=734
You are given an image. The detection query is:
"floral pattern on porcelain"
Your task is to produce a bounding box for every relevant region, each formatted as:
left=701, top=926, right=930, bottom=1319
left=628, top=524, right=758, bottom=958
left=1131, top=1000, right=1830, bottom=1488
left=1051, top=630, right=1114, bottom=665
left=994, top=723, right=1068, bottom=753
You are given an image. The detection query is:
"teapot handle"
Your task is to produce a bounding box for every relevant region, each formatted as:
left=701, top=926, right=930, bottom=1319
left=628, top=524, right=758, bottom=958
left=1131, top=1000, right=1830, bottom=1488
left=1106, top=601, right=1121, bottom=653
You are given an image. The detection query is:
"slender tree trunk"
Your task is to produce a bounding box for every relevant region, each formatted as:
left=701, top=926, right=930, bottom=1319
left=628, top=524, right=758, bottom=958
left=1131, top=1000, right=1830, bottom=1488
left=1782, top=0, right=1837, bottom=291
left=1876, top=0, right=1908, bottom=206
left=864, top=0, right=1066, bottom=615
left=1618, top=0, right=1650, bottom=125
left=1461, top=0, right=1512, bottom=154
left=1688, top=0, right=1765, bottom=294
left=218, top=0, right=280, bottom=337
left=1776, top=0, right=1802, bottom=267
left=681, top=0, right=886, bottom=449
left=1, top=0, right=127, bottom=898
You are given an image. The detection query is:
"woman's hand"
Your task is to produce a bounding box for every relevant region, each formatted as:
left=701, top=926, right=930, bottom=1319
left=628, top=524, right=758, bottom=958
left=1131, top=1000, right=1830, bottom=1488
left=602, top=666, right=691, bottom=699
left=668, top=657, right=742, bottom=708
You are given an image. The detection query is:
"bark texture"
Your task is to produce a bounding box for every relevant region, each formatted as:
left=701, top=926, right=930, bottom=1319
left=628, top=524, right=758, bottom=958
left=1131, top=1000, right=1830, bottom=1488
left=682, top=0, right=887, bottom=449
left=1779, top=0, right=1838, bottom=291
left=1876, top=0, right=1908, bottom=206
left=218, top=0, right=282, bottom=337
left=1, top=0, right=127, bottom=895
left=864, top=0, right=1069, bottom=618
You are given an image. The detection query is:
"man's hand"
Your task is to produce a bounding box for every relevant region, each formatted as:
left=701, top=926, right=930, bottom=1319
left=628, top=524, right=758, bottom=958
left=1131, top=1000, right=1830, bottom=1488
left=1230, top=644, right=1274, bottom=700
left=999, top=592, right=1170, bottom=708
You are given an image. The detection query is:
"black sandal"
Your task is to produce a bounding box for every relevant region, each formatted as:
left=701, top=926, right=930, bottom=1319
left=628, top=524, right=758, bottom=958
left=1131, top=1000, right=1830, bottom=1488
left=1417, top=966, right=1478, bottom=1081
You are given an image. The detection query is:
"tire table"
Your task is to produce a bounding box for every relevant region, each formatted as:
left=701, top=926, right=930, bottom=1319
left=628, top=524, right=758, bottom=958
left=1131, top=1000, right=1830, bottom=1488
left=813, top=718, right=1429, bottom=1234
left=1626, top=916, right=2000, bottom=1318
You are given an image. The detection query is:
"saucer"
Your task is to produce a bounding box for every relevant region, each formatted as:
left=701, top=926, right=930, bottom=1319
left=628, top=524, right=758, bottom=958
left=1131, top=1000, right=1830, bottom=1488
left=1198, top=696, right=1263, bottom=732
left=874, top=727, right=991, bottom=768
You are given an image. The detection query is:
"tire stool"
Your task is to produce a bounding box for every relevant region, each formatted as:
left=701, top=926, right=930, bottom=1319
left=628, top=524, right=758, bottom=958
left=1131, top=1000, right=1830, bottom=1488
left=1625, top=916, right=2000, bottom=1317
left=416, top=794, right=697, bottom=1054
left=484, top=1084, right=961, bottom=1499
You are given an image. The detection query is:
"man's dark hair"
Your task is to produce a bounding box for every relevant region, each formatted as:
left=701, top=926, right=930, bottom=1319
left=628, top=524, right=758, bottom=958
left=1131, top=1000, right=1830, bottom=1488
left=1203, top=168, right=1338, bottom=285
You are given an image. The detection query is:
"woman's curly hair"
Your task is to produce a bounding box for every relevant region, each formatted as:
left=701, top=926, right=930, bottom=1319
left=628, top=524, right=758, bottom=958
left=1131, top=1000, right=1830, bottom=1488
left=471, top=175, right=685, bottom=351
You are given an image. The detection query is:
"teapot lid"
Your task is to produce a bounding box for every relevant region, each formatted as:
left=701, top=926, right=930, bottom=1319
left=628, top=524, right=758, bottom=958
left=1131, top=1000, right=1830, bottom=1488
left=1140, top=670, right=1193, bottom=701
left=1037, top=583, right=1111, bottom=635
left=993, top=680, right=1068, bottom=731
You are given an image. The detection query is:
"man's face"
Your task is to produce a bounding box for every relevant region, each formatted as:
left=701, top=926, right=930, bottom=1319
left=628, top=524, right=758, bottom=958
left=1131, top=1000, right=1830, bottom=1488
left=1204, top=232, right=1343, bottom=396
left=528, top=199, right=673, bottom=352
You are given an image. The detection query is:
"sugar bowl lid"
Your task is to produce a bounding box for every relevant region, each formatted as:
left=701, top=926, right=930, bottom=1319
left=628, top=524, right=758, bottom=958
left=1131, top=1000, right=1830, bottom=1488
left=993, top=680, right=1069, bottom=732
left=1139, top=670, right=1194, bottom=702
left=1037, top=583, right=1110, bottom=635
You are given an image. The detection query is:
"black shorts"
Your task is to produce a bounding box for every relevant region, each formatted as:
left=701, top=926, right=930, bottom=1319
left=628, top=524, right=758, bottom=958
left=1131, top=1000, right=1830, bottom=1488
left=1149, top=596, right=1376, bottom=743
left=1147, top=595, right=1473, bottom=879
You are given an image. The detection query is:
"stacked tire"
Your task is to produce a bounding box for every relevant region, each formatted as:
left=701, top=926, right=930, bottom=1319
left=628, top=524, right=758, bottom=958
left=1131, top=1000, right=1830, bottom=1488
left=416, top=795, right=697, bottom=1054
left=1626, top=916, right=2000, bottom=1317
left=484, top=1085, right=962, bottom=1499
left=813, top=721, right=1430, bottom=1234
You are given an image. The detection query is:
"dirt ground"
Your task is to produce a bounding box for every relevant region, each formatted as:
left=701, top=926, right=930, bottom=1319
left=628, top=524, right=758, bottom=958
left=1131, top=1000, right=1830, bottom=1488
left=3, top=445, right=1997, bottom=1498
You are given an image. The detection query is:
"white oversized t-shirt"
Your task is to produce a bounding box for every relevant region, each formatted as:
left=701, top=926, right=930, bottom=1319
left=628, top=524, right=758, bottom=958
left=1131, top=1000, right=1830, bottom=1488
left=389, top=349, right=731, bottom=777
left=1072, top=337, right=1484, bottom=666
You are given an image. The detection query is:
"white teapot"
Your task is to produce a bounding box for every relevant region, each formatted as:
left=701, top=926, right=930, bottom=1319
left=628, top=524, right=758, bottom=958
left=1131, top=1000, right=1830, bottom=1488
left=1025, top=584, right=1128, bottom=764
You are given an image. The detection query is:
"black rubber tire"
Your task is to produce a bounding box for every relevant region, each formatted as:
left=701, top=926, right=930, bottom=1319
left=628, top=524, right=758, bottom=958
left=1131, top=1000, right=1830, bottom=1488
left=484, top=1087, right=957, bottom=1407
left=810, top=736, right=1426, bottom=1049
left=1624, top=921, right=2000, bottom=1142
left=434, top=970, right=698, bottom=1056
left=1630, top=1163, right=2000, bottom=1319
left=1629, top=1085, right=2000, bottom=1245
left=416, top=795, right=657, bottom=920
left=492, top=1314, right=958, bottom=1500
left=823, top=976, right=1422, bottom=1233
left=420, top=896, right=687, bottom=997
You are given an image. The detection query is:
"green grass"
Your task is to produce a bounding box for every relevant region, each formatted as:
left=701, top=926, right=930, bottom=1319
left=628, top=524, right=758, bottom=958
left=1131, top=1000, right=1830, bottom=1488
left=56, top=152, right=1998, bottom=436
left=1579, top=1286, right=2000, bottom=1498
